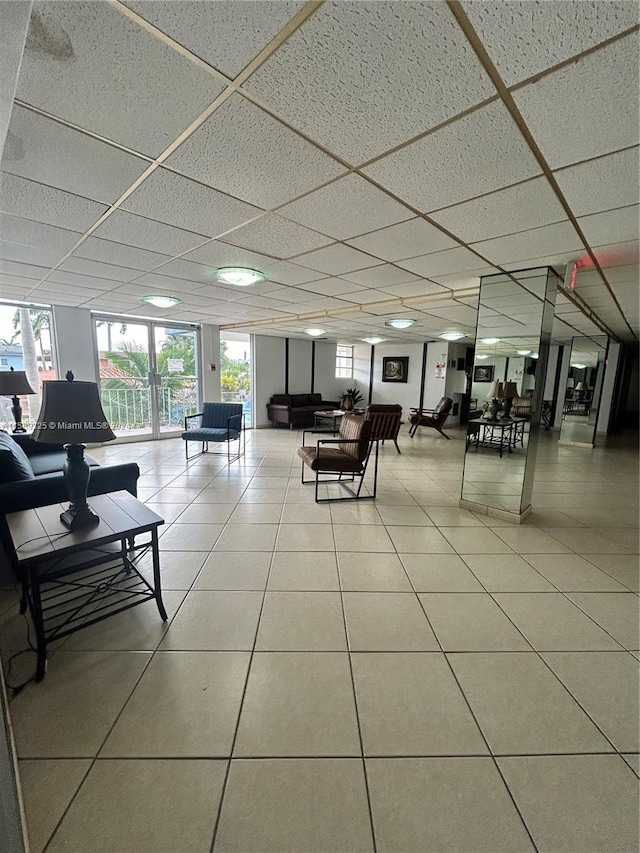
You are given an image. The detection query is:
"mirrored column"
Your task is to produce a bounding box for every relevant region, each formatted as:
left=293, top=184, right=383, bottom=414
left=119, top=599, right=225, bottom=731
left=460, top=267, right=559, bottom=522
left=559, top=336, right=609, bottom=447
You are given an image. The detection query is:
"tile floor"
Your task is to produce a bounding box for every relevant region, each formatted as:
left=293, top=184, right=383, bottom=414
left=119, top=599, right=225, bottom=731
left=1, top=424, right=638, bottom=852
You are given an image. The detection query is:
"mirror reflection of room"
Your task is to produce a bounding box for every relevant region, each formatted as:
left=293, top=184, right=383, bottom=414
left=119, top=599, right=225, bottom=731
left=559, top=336, right=608, bottom=447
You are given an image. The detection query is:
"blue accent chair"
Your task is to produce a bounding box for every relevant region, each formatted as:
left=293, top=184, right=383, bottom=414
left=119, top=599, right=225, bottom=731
left=181, top=403, right=245, bottom=462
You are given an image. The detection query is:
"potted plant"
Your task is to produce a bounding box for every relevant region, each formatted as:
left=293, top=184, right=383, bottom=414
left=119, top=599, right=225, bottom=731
left=341, top=387, right=364, bottom=411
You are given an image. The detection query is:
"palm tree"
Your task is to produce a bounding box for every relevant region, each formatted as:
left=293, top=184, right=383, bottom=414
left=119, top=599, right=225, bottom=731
left=18, top=308, right=41, bottom=422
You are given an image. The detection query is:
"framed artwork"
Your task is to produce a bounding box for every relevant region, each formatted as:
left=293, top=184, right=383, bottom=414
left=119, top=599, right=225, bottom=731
left=382, top=356, right=409, bottom=383
left=473, top=364, right=495, bottom=383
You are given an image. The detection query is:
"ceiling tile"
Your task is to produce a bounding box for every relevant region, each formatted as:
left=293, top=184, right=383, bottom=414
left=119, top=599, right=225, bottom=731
left=554, top=148, right=640, bottom=217
left=0, top=172, right=107, bottom=232
left=122, top=169, right=262, bottom=237
left=430, top=177, right=567, bottom=243
left=125, top=1, right=305, bottom=79
left=378, top=279, right=451, bottom=299
left=0, top=239, right=66, bottom=267
left=48, top=269, right=122, bottom=291
left=59, top=256, right=140, bottom=282
left=0, top=214, right=81, bottom=254
left=398, top=246, right=491, bottom=278
left=153, top=258, right=221, bottom=285
left=17, top=1, right=223, bottom=157
left=471, top=221, right=584, bottom=266
left=514, top=32, right=640, bottom=169
left=364, top=100, right=541, bottom=211
left=294, top=243, right=381, bottom=275
left=245, top=1, right=494, bottom=163
left=592, top=240, right=639, bottom=268
left=462, top=0, right=639, bottom=87
left=262, top=285, right=319, bottom=304
left=278, top=174, right=412, bottom=240
left=166, top=95, right=345, bottom=209
left=339, top=264, right=419, bottom=287
left=73, top=237, right=170, bottom=271
left=181, top=240, right=274, bottom=271
left=220, top=213, right=332, bottom=257
left=424, top=268, right=494, bottom=290
left=346, top=217, right=459, bottom=261
left=93, top=210, right=207, bottom=255
left=134, top=272, right=223, bottom=295
left=578, top=206, right=640, bottom=246
left=1, top=106, right=149, bottom=204
left=295, top=277, right=366, bottom=297
left=0, top=259, right=48, bottom=281
left=259, top=260, right=324, bottom=286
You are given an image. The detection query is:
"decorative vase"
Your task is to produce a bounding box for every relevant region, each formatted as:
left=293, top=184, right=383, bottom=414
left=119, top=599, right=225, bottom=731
left=502, top=398, right=513, bottom=420
left=341, top=395, right=354, bottom=412
left=489, top=400, right=500, bottom=421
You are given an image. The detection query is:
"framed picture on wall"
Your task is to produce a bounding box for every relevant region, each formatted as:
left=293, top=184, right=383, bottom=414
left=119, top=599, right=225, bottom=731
left=473, top=365, right=494, bottom=383
left=382, top=356, right=409, bottom=383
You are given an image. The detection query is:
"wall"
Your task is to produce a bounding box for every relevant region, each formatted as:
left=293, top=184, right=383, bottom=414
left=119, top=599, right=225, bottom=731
left=200, top=323, right=220, bottom=404
left=253, top=336, right=286, bottom=427
left=471, top=356, right=506, bottom=404
left=288, top=339, right=312, bottom=394
left=370, top=343, right=425, bottom=413
left=314, top=341, right=343, bottom=401
left=597, top=341, right=620, bottom=433
left=52, top=306, right=98, bottom=382
left=554, top=346, right=572, bottom=428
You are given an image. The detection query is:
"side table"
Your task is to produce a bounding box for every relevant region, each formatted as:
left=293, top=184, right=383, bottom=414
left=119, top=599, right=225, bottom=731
left=7, top=491, right=166, bottom=681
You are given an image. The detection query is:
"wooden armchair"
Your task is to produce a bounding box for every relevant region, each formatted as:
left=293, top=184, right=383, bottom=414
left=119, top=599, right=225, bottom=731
left=364, top=404, right=403, bottom=454
left=408, top=397, right=453, bottom=439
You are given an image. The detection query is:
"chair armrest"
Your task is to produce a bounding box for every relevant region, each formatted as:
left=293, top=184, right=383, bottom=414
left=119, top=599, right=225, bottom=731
left=184, top=413, right=202, bottom=429
left=227, top=413, right=242, bottom=431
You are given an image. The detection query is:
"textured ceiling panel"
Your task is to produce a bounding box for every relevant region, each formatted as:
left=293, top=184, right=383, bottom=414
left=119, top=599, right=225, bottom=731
left=1, top=106, right=149, bottom=204
left=346, top=217, right=459, bottom=261
left=398, top=246, right=493, bottom=278
left=293, top=243, right=381, bottom=276
left=220, top=213, right=332, bottom=258
left=0, top=213, right=81, bottom=255
left=125, top=0, right=305, bottom=79
left=377, top=279, right=450, bottom=299
left=0, top=239, right=69, bottom=268
left=554, top=148, right=640, bottom=218
left=93, top=210, right=207, bottom=255
left=295, top=277, right=365, bottom=297
left=471, top=221, right=584, bottom=266
left=182, top=239, right=274, bottom=272
left=0, top=172, right=107, bottom=232
left=514, top=33, right=640, bottom=169
left=364, top=100, right=541, bottom=212
left=73, top=237, right=170, bottom=271
left=339, top=264, right=420, bottom=287
left=278, top=174, right=412, bottom=240
left=166, top=95, right=344, bottom=209
left=258, top=260, right=324, bottom=287
left=122, top=169, right=262, bottom=237
left=245, top=1, right=494, bottom=163
left=17, top=1, right=223, bottom=157
left=59, top=256, right=140, bottom=282
left=578, top=206, right=640, bottom=247
left=430, top=178, right=567, bottom=243
left=462, top=0, right=639, bottom=87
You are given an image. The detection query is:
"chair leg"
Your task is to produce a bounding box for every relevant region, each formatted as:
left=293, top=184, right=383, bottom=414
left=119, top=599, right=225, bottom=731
left=437, top=428, right=451, bottom=439
left=409, top=423, right=417, bottom=438
left=393, top=439, right=401, bottom=454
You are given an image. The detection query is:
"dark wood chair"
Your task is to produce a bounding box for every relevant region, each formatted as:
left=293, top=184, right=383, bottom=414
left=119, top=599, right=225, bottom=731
left=364, top=404, right=403, bottom=454
left=408, top=397, right=453, bottom=439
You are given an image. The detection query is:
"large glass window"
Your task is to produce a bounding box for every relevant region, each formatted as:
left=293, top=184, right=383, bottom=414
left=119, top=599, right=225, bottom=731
left=220, top=332, right=251, bottom=427
left=336, top=345, right=353, bottom=379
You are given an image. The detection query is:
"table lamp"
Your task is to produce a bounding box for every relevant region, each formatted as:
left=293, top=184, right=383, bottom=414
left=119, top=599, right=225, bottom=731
left=31, top=371, right=116, bottom=530
left=575, top=381, right=586, bottom=399
left=502, top=382, right=519, bottom=419
left=0, top=367, right=35, bottom=432
left=486, top=381, right=504, bottom=421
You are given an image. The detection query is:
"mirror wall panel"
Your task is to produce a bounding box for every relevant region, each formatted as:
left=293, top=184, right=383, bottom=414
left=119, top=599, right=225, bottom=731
left=559, top=336, right=609, bottom=447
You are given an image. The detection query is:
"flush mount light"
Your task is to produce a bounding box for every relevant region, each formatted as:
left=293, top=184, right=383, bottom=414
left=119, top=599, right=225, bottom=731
left=517, top=350, right=532, bottom=356
left=572, top=363, right=587, bottom=369
left=476, top=354, right=490, bottom=360
left=140, top=295, right=182, bottom=308
left=385, top=319, right=416, bottom=329
left=531, top=353, right=539, bottom=359
left=304, top=328, right=327, bottom=337
left=212, top=267, right=266, bottom=287
left=480, top=338, right=500, bottom=345
left=361, top=337, right=386, bottom=345
left=439, top=332, right=466, bottom=341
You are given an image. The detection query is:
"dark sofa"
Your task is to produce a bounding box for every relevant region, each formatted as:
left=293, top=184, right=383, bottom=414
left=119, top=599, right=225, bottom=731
left=266, top=393, right=339, bottom=429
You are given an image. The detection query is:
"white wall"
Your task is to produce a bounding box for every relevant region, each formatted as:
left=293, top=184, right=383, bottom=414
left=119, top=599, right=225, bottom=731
left=253, top=335, right=286, bottom=427
left=424, top=343, right=448, bottom=408
left=52, top=306, right=98, bottom=382
left=370, top=343, right=425, bottom=413
left=471, top=356, right=506, bottom=403
left=314, top=341, right=342, bottom=402
left=288, top=339, right=312, bottom=394
left=597, top=340, right=619, bottom=433
left=200, top=323, right=220, bottom=404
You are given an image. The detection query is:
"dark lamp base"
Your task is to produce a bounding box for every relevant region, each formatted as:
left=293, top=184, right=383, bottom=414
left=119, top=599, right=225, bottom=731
left=60, top=504, right=100, bottom=530
left=12, top=424, right=27, bottom=433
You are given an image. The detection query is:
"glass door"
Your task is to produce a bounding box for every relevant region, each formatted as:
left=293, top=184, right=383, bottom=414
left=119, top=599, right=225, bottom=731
left=153, top=325, right=199, bottom=434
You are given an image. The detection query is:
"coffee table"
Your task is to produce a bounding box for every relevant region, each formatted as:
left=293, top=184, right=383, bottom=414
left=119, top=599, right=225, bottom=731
left=313, top=410, right=344, bottom=431
left=6, top=490, right=166, bottom=681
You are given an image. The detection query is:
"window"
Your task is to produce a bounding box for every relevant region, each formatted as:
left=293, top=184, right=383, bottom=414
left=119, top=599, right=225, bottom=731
left=0, top=358, right=7, bottom=366
left=335, top=345, right=353, bottom=379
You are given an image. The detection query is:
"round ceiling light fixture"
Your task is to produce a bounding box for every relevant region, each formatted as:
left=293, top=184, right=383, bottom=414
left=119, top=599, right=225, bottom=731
left=475, top=354, right=490, bottom=360
left=571, top=363, right=587, bottom=369
left=212, top=267, right=266, bottom=287
left=480, top=337, right=500, bottom=345
left=361, top=337, right=386, bottom=345
left=385, top=319, right=416, bottom=329
left=517, top=350, right=532, bottom=356
left=140, top=295, right=182, bottom=308
left=531, top=353, right=539, bottom=359
left=304, top=328, right=327, bottom=337
left=439, top=331, right=465, bottom=341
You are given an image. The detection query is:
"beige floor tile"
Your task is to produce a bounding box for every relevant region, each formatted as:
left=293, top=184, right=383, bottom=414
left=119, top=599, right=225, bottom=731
left=267, top=551, right=339, bottom=590
left=523, top=554, right=629, bottom=591
left=415, top=492, right=460, bottom=507
left=462, top=554, right=555, bottom=592
left=425, top=507, right=485, bottom=527
left=439, top=527, right=514, bottom=554
left=333, top=524, right=395, bottom=552
left=493, top=593, right=624, bottom=651
left=101, top=651, right=250, bottom=757
left=330, top=503, right=384, bottom=525
left=525, top=508, right=586, bottom=528
left=400, top=554, right=485, bottom=591
left=420, top=593, right=531, bottom=651
left=280, top=502, right=332, bottom=523
left=194, top=552, right=271, bottom=590
left=542, top=652, right=640, bottom=752
left=376, top=505, right=434, bottom=526
left=541, top=527, right=632, bottom=553
left=374, top=490, right=419, bottom=506
left=151, top=486, right=204, bottom=503
left=144, top=502, right=189, bottom=522
left=159, top=591, right=263, bottom=650
left=256, top=592, right=347, bottom=651
left=622, top=753, right=640, bottom=775
left=338, top=553, right=412, bottom=591
left=213, top=523, right=278, bottom=551
left=137, top=549, right=208, bottom=590
left=494, top=527, right=572, bottom=554
left=228, top=504, right=283, bottom=524
left=47, top=758, right=226, bottom=853
left=159, top=523, right=223, bottom=551
left=193, top=486, right=248, bottom=504
left=275, top=523, right=335, bottom=551
left=581, top=554, right=639, bottom=591
left=450, top=652, right=613, bottom=755
left=172, top=503, right=236, bottom=524
left=238, top=488, right=286, bottom=503
left=385, top=526, right=455, bottom=554
left=565, top=592, right=640, bottom=649
left=19, top=759, right=92, bottom=853
left=11, top=651, right=152, bottom=757
left=214, top=759, right=374, bottom=852
left=598, top=527, right=640, bottom=552
left=497, top=755, right=639, bottom=853
left=352, top=653, right=487, bottom=756
left=343, top=593, right=439, bottom=651
left=233, top=652, right=360, bottom=756
left=367, top=757, right=534, bottom=852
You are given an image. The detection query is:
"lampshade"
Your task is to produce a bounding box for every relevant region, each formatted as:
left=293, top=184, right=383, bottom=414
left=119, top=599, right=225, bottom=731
left=0, top=368, right=34, bottom=396
left=575, top=382, right=586, bottom=391
left=32, top=378, right=116, bottom=444
left=503, top=382, right=518, bottom=398
left=486, top=381, right=504, bottom=399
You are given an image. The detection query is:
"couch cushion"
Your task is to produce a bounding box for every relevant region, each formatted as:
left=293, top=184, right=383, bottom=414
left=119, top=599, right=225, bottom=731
left=270, top=394, right=292, bottom=406
left=308, top=393, right=323, bottom=405
left=0, top=430, right=34, bottom=483
left=29, top=452, right=100, bottom=477
left=291, top=394, right=308, bottom=407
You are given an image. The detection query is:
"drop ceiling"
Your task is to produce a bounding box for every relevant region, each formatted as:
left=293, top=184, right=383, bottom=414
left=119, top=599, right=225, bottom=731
left=0, top=0, right=638, bottom=348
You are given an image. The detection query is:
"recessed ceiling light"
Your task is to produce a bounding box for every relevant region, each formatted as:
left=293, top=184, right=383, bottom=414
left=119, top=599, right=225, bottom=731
left=304, top=328, right=327, bottom=337
left=476, top=354, right=490, bottom=360
left=531, top=353, right=539, bottom=359
left=572, top=363, right=586, bottom=369
left=140, top=295, right=182, bottom=308
left=361, top=337, right=386, bottom=345
left=212, top=267, right=266, bottom=286
left=480, top=338, right=500, bottom=345
left=517, top=350, right=532, bottom=356
left=385, top=319, right=416, bottom=329
left=439, top=331, right=465, bottom=341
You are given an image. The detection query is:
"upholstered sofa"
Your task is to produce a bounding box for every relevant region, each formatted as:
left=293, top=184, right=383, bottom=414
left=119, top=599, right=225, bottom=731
left=266, top=393, right=339, bottom=429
